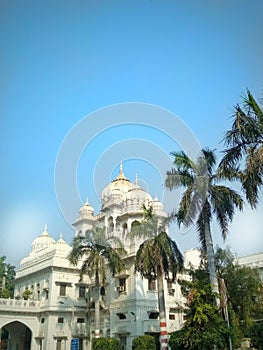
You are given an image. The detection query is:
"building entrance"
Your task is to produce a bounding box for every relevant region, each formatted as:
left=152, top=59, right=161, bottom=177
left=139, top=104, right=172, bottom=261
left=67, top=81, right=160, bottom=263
left=1, top=321, right=32, bottom=350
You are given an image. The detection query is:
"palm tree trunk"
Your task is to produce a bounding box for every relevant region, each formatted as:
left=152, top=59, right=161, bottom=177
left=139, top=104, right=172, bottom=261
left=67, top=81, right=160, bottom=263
left=157, top=270, right=168, bottom=350
left=94, top=271, right=100, bottom=338
left=204, top=224, right=220, bottom=306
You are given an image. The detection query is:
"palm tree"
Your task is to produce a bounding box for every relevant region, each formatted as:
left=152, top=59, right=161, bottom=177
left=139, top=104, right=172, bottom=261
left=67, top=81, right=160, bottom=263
left=68, top=226, right=125, bottom=338
left=220, top=89, right=263, bottom=208
left=131, top=206, right=184, bottom=350
left=165, top=148, right=243, bottom=302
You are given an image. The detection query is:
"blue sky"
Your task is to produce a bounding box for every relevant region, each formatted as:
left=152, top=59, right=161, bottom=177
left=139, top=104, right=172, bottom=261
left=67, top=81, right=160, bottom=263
left=1, top=0, right=262, bottom=268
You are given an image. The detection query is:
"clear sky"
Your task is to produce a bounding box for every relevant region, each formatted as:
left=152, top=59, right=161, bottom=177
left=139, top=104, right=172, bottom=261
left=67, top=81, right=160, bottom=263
left=1, top=0, right=262, bottom=268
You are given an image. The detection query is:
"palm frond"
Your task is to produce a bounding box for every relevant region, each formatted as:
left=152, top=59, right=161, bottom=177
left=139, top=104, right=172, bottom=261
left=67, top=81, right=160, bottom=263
left=244, top=89, right=263, bottom=124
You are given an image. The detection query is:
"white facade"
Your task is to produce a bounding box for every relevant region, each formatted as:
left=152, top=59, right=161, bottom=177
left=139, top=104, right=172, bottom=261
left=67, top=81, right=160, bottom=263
left=0, top=165, right=200, bottom=350
left=236, top=252, right=263, bottom=280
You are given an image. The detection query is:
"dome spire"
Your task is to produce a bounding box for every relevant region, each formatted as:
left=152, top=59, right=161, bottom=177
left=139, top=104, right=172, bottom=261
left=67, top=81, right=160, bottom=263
left=115, top=161, right=127, bottom=180
left=135, top=174, right=139, bottom=186
left=41, top=222, right=49, bottom=236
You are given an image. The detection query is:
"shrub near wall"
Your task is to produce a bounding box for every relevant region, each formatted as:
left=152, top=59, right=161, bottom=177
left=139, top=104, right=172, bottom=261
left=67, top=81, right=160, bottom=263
left=132, top=335, right=156, bottom=350
left=92, top=337, right=121, bottom=350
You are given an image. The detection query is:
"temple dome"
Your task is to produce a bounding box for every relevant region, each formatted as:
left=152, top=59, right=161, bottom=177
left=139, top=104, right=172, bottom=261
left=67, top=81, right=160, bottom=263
left=151, top=196, right=167, bottom=217
left=31, top=224, right=55, bottom=252
left=124, top=180, right=152, bottom=204
left=79, top=198, right=94, bottom=216
left=101, top=163, right=133, bottom=206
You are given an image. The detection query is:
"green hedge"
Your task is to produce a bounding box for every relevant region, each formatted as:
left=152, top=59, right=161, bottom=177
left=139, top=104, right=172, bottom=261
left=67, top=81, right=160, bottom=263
left=132, top=335, right=156, bottom=350
left=92, top=337, right=121, bottom=350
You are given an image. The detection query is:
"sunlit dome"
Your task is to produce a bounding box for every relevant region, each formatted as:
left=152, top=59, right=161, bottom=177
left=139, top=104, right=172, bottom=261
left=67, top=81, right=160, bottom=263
left=101, top=162, right=133, bottom=206
left=151, top=196, right=167, bottom=217
left=124, top=175, right=153, bottom=206
left=31, top=224, right=55, bottom=252
left=56, top=233, right=71, bottom=252
left=152, top=196, right=164, bottom=211
left=79, top=197, right=94, bottom=216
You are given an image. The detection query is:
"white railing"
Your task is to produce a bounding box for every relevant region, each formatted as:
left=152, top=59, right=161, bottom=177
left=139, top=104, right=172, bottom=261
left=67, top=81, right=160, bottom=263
left=0, top=298, right=41, bottom=310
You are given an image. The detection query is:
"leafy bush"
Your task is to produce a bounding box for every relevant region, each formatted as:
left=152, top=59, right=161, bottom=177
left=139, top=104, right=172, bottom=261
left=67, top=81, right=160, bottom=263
left=132, top=335, right=156, bottom=350
left=92, top=337, right=121, bottom=350
left=169, top=285, right=229, bottom=350
left=22, top=290, right=32, bottom=300
left=249, top=322, right=263, bottom=350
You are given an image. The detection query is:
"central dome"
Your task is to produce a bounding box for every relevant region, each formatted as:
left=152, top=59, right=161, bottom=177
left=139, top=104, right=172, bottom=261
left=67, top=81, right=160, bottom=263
left=31, top=224, right=55, bottom=252
left=101, top=163, right=134, bottom=207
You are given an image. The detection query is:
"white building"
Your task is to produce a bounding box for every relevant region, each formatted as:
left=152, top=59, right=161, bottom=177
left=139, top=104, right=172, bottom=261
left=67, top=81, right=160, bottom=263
left=236, top=252, right=263, bottom=280
left=0, top=165, right=199, bottom=350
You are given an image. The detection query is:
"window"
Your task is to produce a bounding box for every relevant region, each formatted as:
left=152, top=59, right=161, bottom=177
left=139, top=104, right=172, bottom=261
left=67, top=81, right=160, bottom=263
left=148, top=278, right=156, bottom=291
left=169, top=314, right=175, bottom=320
left=41, top=318, right=45, bottom=323
left=149, top=311, right=159, bottom=319
left=117, top=313, right=127, bottom=320
left=108, top=217, right=114, bottom=233
left=59, top=284, right=66, bottom=296
left=167, top=280, right=175, bottom=295
left=77, top=318, right=85, bottom=323
left=167, top=281, right=173, bottom=289
left=118, top=278, right=126, bottom=292
left=37, top=283, right=40, bottom=301
left=79, top=286, right=86, bottom=298
left=58, top=317, right=64, bottom=323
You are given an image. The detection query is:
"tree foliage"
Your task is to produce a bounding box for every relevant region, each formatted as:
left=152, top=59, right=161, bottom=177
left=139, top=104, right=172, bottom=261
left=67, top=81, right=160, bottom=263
left=130, top=206, right=183, bottom=350
left=131, top=205, right=184, bottom=281
left=165, top=148, right=243, bottom=298
left=92, top=337, right=121, bottom=350
left=215, top=247, right=263, bottom=335
left=132, top=335, right=156, bottom=350
left=169, top=268, right=229, bottom=350
left=220, top=89, right=263, bottom=208
left=0, top=256, right=16, bottom=298
left=248, top=322, right=263, bottom=350
left=69, top=226, right=125, bottom=338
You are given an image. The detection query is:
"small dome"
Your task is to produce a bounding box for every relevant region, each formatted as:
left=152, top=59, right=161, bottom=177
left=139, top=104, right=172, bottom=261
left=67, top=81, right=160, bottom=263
left=124, top=185, right=153, bottom=203
left=57, top=233, right=66, bottom=244
left=56, top=233, right=71, bottom=252
left=151, top=196, right=166, bottom=217
left=32, top=224, right=55, bottom=252
left=123, top=175, right=153, bottom=210
left=79, top=198, right=94, bottom=216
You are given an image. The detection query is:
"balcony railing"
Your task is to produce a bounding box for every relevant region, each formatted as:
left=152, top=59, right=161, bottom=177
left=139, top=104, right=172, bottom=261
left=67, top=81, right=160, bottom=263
left=0, top=298, right=41, bottom=311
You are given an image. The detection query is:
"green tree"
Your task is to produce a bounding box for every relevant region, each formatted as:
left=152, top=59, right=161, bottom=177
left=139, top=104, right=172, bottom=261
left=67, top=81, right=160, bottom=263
left=132, top=335, right=156, bottom=350
left=165, top=148, right=243, bottom=300
left=131, top=206, right=183, bottom=350
left=215, top=247, right=263, bottom=335
left=169, top=268, right=229, bottom=350
left=92, top=337, right=121, bottom=350
left=220, top=90, right=263, bottom=208
left=0, top=256, right=16, bottom=298
left=248, top=322, right=263, bottom=350
left=69, top=226, right=125, bottom=338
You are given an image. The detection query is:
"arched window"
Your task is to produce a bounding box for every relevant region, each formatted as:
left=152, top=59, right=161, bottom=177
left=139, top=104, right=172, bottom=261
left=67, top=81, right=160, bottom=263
left=108, top=216, right=114, bottom=233
left=122, top=222, right=128, bottom=236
